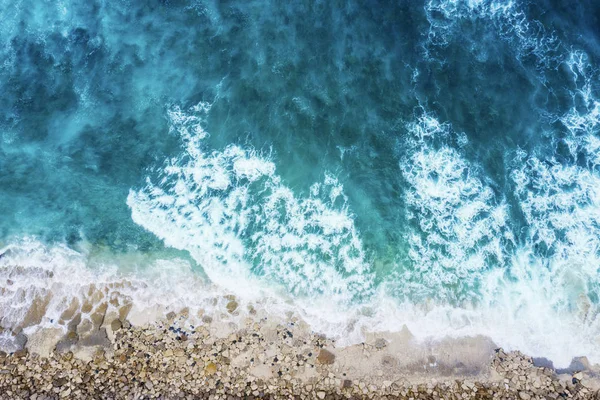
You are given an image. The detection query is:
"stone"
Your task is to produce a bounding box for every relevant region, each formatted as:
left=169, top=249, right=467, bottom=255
left=111, top=319, right=122, bottom=332
left=13, top=349, right=27, bottom=358
left=174, top=349, right=185, bottom=357
left=316, top=349, right=335, bottom=365
left=0, top=297, right=580, bottom=400
left=79, top=327, right=110, bottom=347
left=118, top=304, right=132, bottom=321
left=205, top=362, right=217, bottom=375
left=226, top=300, right=238, bottom=314
left=81, top=300, right=93, bottom=314
left=14, top=332, right=28, bottom=350
left=90, top=302, right=108, bottom=327
left=53, top=377, right=68, bottom=387
left=20, top=294, right=51, bottom=329
left=77, top=319, right=94, bottom=338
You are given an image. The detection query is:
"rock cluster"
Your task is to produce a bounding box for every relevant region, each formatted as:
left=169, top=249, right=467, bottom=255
left=0, top=315, right=598, bottom=399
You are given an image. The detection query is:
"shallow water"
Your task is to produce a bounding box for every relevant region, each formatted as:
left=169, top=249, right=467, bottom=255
left=1, top=0, right=600, bottom=367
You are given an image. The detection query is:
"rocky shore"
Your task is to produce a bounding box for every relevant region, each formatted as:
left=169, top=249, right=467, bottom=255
left=1, top=303, right=599, bottom=400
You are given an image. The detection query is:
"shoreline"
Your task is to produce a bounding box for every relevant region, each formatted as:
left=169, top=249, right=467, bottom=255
left=2, top=241, right=600, bottom=398
left=1, top=304, right=599, bottom=399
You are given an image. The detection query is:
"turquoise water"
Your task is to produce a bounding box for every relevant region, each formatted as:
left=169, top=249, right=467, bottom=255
left=1, top=0, right=600, bottom=366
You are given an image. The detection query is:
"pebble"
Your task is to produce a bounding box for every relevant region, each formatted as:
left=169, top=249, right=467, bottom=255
left=0, top=312, right=593, bottom=400
left=316, top=349, right=335, bottom=365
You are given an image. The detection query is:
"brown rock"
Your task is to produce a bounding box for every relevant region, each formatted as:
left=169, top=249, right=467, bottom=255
left=90, top=302, right=108, bottom=327
left=21, top=294, right=51, bottom=329
left=79, top=328, right=110, bottom=347
left=81, top=300, right=93, bottom=314
left=14, top=331, right=28, bottom=350
left=13, top=349, right=27, bottom=358
left=67, top=330, right=79, bottom=341
left=174, top=349, right=185, bottom=357
left=226, top=300, right=238, bottom=314
left=76, top=319, right=94, bottom=338
left=317, top=349, right=335, bottom=365
left=111, top=319, right=122, bottom=332
left=59, top=298, right=80, bottom=321
left=205, top=362, right=217, bottom=375
left=67, top=313, right=82, bottom=332
left=118, top=304, right=132, bottom=321
left=53, top=377, right=68, bottom=387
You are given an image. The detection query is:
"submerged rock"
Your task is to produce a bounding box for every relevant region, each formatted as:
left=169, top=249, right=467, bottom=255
left=226, top=300, right=238, bottom=314
left=110, top=319, right=122, bottom=332
left=374, top=338, right=387, bottom=349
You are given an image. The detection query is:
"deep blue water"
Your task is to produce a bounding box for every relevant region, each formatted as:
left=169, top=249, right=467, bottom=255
left=2, top=0, right=600, bottom=365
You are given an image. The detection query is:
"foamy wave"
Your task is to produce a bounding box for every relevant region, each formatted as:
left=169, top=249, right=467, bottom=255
left=381, top=111, right=600, bottom=367
left=558, top=50, right=600, bottom=167
left=0, top=237, right=233, bottom=351
left=425, top=0, right=561, bottom=72
left=123, top=104, right=600, bottom=367
left=512, top=152, right=600, bottom=303
left=425, top=0, right=515, bottom=47
left=128, top=103, right=374, bottom=310
left=472, top=150, right=600, bottom=365
left=399, top=114, right=513, bottom=301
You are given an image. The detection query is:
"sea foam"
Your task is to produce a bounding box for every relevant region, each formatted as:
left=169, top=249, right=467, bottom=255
left=124, top=103, right=600, bottom=367
left=127, top=102, right=374, bottom=310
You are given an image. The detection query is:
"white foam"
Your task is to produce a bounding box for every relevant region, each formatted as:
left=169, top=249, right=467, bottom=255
left=475, top=153, right=600, bottom=365
left=125, top=103, right=600, bottom=367
left=382, top=112, right=600, bottom=367
left=424, top=0, right=561, bottom=72
left=128, top=103, right=374, bottom=313
left=400, top=114, right=512, bottom=300
left=424, top=0, right=516, bottom=48
left=558, top=51, right=600, bottom=167
left=126, top=105, right=600, bottom=367
left=0, top=237, right=233, bottom=351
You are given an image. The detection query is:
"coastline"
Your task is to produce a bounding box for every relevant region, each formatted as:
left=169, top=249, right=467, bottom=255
left=2, top=0, right=600, bottom=399
left=1, top=300, right=599, bottom=399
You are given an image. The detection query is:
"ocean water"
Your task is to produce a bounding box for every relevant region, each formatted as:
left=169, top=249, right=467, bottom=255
left=1, top=0, right=600, bottom=367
